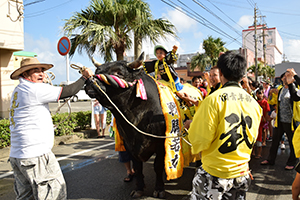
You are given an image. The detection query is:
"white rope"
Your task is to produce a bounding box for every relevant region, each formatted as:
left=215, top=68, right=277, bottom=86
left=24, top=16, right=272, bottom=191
left=92, top=78, right=192, bottom=146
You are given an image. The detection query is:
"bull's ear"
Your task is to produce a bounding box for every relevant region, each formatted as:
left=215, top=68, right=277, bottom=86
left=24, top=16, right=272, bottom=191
left=92, top=57, right=102, bottom=68
left=128, top=52, right=144, bottom=69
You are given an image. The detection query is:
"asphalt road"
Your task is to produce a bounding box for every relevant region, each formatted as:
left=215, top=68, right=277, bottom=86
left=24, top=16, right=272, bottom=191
left=0, top=101, right=297, bottom=199
left=1, top=138, right=297, bottom=200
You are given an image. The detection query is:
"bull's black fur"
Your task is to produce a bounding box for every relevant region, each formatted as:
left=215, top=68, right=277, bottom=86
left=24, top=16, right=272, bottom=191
left=85, top=59, right=167, bottom=197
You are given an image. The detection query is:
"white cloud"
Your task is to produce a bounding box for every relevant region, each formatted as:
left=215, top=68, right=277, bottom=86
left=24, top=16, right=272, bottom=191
left=284, top=39, right=300, bottom=62
left=237, top=15, right=253, bottom=28
left=137, top=36, right=181, bottom=59
left=198, top=42, right=204, bottom=54
left=162, top=7, right=198, bottom=33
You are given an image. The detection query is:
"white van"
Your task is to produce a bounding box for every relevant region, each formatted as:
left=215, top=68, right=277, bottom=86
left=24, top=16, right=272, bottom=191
left=60, top=81, right=91, bottom=102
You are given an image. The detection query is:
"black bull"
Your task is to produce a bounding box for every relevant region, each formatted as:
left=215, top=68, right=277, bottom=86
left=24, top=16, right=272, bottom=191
left=85, top=54, right=185, bottom=198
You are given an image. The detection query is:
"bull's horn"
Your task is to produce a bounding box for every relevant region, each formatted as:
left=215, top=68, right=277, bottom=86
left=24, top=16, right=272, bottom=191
left=127, top=52, right=144, bottom=69
left=92, top=57, right=102, bottom=68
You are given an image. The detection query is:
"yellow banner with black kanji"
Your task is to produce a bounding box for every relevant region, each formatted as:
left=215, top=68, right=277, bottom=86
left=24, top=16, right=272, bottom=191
left=156, top=81, right=184, bottom=180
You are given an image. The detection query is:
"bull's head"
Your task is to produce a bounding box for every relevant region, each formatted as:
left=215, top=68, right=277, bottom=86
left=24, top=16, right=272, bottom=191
left=85, top=52, right=145, bottom=110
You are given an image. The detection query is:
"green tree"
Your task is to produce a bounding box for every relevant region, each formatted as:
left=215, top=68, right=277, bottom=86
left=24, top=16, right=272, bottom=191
left=133, top=18, right=177, bottom=60
left=248, top=63, right=275, bottom=79
left=265, top=65, right=275, bottom=79
left=63, top=0, right=176, bottom=62
left=191, top=36, right=227, bottom=71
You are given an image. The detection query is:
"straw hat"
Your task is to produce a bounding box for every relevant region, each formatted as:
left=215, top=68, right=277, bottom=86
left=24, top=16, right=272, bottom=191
left=10, top=57, right=53, bottom=80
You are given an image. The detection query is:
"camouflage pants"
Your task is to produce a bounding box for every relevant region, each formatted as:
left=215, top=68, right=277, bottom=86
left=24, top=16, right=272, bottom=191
left=10, top=152, right=67, bottom=200
left=186, top=165, right=251, bottom=200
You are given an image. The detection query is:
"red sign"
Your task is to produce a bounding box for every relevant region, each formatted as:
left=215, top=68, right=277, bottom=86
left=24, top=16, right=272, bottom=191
left=57, top=36, right=71, bottom=56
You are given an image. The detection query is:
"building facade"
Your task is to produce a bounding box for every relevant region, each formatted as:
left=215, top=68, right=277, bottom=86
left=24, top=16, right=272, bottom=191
left=242, top=25, right=283, bottom=67
left=0, top=0, right=24, bottom=118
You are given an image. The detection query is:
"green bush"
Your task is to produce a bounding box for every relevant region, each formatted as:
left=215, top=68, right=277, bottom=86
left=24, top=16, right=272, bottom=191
left=0, top=119, right=10, bottom=148
left=52, top=113, right=78, bottom=136
left=0, top=111, right=109, bottom=148
left=75, top=111, right=91, bottom=130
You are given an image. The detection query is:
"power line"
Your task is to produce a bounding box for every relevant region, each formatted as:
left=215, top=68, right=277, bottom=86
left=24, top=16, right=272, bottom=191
left=207, top=0, right=300, bottom=17
left=25, top=0, right=74, bottom=18
left=205, top=0, right=245, bottom=30
left=24, top=0, right=45, bottom=7
left=161, top=0, right=261, bottom=53
left=162, top=0, right=243, bottom=46
left=259, top=9, right=300, bottom=17
left=246, top=0, right=255, bottom=8
left=201, top=1, right=252, bottom=11
left=192, top=0, right=242, bottom=36
left=278, top=30, right=300, bottom=38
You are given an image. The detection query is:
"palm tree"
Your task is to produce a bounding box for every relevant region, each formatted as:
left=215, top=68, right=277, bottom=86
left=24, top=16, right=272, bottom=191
left=191, top=36, right=227, bottom=71
left=130, top=0, right=177, bottom=59
left=133, top=18, right=177, bottom=60
left=190, top=53, right=211, bottom=71
left=248, top=63, right=275, bottom=80
left=248, top=63, right=263, bottom=77
left=63, top=0, right=176, bottom=62
left=265, top=65, right=275, bottom=79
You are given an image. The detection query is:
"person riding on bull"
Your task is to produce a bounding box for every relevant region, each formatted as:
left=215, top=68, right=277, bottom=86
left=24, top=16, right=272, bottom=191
left=143, top=45, right=198, bottom=106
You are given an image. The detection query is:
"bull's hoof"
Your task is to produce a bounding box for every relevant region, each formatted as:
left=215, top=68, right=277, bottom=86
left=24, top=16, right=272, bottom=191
left=130, top=190, right=144, bottom=198
left=153, top=190, right=166, bottom=199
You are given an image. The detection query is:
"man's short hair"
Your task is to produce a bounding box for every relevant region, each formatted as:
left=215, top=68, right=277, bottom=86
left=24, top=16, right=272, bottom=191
left=256, top=88, right=263, bottom=95
left=192, top=76, right=199, bottom=82
left=251, top=81, right=260, bottom=89
left=217, top=51, right=246, bottom=82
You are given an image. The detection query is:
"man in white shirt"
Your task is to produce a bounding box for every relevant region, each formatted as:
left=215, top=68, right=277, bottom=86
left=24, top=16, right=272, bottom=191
left=9, top=57, right=93, bottom=200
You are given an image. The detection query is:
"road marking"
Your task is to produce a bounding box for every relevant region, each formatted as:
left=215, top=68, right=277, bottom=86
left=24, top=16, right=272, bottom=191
left=56, top=141, right=115, bottom=161
left=0, top=141, right=115, bottom=179
left=0, top=171, right=13, bottom=179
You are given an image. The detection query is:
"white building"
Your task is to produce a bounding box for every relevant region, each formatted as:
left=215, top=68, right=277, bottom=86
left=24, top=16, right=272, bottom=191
left=176, top=53, right=197, bottom=68
left=242, top=25, right=283, bottom=67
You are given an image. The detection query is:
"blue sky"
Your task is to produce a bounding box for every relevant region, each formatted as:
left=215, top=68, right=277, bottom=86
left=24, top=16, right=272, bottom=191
left=22, top=0, right=300, bottom=84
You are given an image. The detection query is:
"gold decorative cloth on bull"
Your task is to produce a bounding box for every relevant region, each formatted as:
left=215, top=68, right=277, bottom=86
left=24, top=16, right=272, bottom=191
left=156, top=79, right=203, bottom=175
left=114, top=118, right=126, bottom=152
left=155, top=80, right=184, bottom=180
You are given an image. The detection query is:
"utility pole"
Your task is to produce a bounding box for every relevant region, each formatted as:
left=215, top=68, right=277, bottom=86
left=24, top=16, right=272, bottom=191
left=254, top=5, right=258, bottom=81
left=263, top=25, right=267, bottom=66
left=260, top=14, right=267, bottom=67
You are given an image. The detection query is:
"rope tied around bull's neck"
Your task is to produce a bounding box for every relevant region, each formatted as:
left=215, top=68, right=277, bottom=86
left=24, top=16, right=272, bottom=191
left=91, top=77, right=192, bottom=146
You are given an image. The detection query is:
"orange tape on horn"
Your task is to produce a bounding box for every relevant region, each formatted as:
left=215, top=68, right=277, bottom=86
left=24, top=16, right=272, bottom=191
left=100, top=74, right=111, bottom=85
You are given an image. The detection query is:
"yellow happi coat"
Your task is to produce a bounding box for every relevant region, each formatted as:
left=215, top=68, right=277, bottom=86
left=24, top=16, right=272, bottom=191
left=188, top=81, right=262, bottom=179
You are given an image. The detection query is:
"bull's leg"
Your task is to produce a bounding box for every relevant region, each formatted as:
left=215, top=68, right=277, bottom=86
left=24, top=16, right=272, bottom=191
left=130, top=158, right=145, bottom=198
left=153, top=140, right=166, bottom=198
